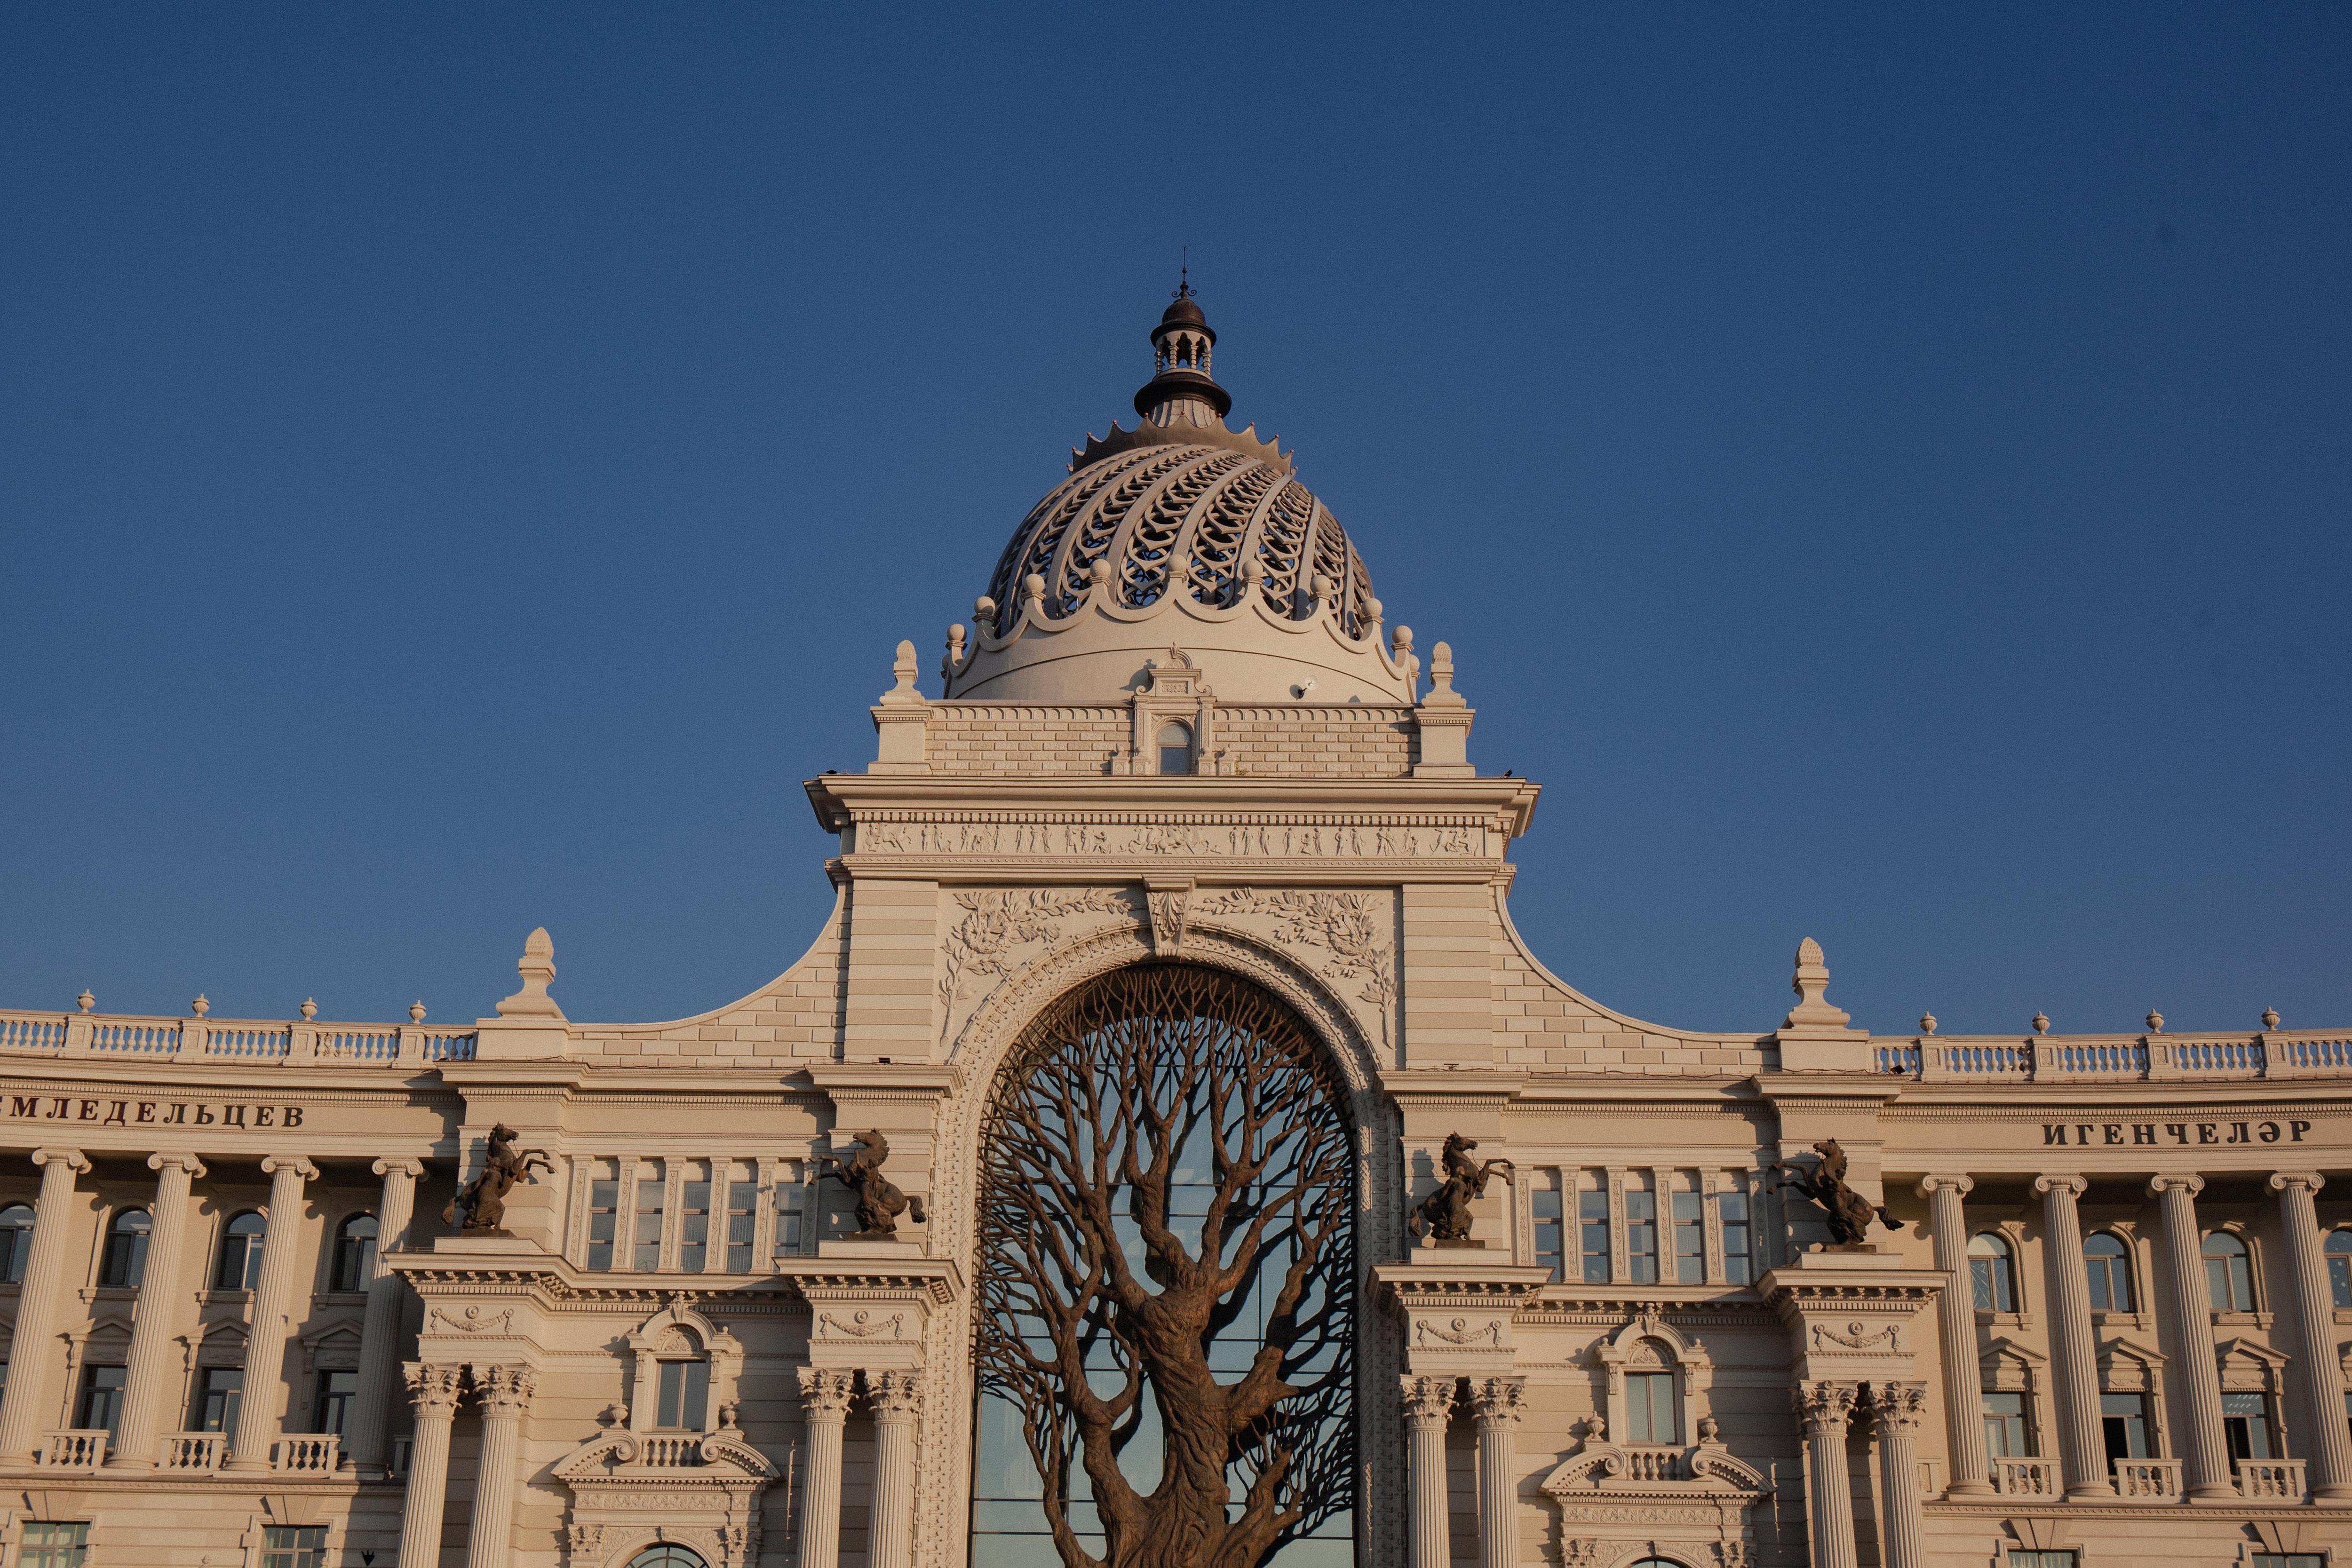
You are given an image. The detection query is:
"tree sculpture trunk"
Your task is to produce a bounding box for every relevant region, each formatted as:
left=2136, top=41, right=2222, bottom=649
left=975, top=964, right=1356, bottom=1568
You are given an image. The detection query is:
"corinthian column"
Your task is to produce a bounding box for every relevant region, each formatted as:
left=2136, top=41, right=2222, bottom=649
left=348, top=1156, right=424, bottom=1476
left=1915, top=1175, right=1991, bottom=1497
left=1796, top=1382, right=1861, bottom=1568
left=2271, top=1172, right=2352, bottom=1501
left=227, top=1154, right=318, bottom=1471
left=0, top=1148, right=89, bottom=1461
left=109, top=1152, right=205, bottom=1466
left=866, top=1370, right=922, bottom=1568
left=398, top=1362, right=464, bottom=1568
left=466, top=1364, right=534, bottom=1565
left=2033, top=1174, right=2109, bottom=1499
left=2148, top=1174, right=2232, bottom=1502
left=1468, top=1376, right=1525, bottom=1568
left=1866, top=1382, right=1928, bottom=1568
left=1400, top=1376, right=1455, bottom=1568
left=795, top=1368, right=857, bottom=1568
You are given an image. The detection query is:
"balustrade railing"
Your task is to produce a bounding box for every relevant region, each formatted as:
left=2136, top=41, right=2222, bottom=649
left=2237, top=1458, right=2306, bottom=1501
left=1873, top=1030, right=2352, bottom=1084
left=1614, top=1446, right=1684, bottom=1482
left=272, top=1434, right=340, bottom=1473
left=635, top=1433, right=706, bottom=1467
left=2112, top=1457, right=2182, bottom=1499
left=0, top=1006, right=479, bottom=1070
left=38, top=1431, right=107, bottom=1469
left=1990, top=1457, right=2061, bottom=1497
left=160, top=1432, right=226, bottom=1471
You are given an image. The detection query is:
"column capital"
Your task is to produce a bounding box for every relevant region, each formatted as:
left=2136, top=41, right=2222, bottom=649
left=1863, top=1380, right=1928, bottom=1433
left=372, top=1156, right=427, bottom=1180
left=147, top=1151, right=206, bottom=1178
left=868, top=1368, right=922, bottom=1423
left=2032, top=1173, right=2086, bottom=1199
left=31, top=1148, right=89, bottom=1174
left=260, top=1154, right=320, bottom=1182
left=473, top=1362, right=536, bottom=1416
left=1793, top=1380, right=1858, bottom=1435
left=2147, top=1172, right=2206, bottom=1199
left=403, top=1361, right=466, bottom=1416
left=1468, top=1375, right=1526, bottom=1429
left=1915, top=1174, right=1974, bottom=1199
left=2268, top=1171, right=2326, bottom=1196
left=1400, top=1374, right=1455, bottom=1429
left=798, top=1365, right=857, bottom=1419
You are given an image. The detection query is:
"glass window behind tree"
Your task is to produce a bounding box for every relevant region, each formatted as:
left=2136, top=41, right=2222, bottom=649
left=215, top=1212, right=266, bottom=1290
left=2204, top=1232, right=2255, bottom=1311
left=1970, top=1232, right=2016, bottom=1312
left=2082, top=1232, right=2133, bottom=1311
left=99, top=1209, right=151, bottom=1288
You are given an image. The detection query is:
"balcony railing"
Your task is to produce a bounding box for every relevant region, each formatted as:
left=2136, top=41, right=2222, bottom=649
left=272, top=1434, right=341, bottom=1473
left=0, top=1006, right=476, bottom=1070
left=38, top=1431, right=107, bottom=1469
left=1874, top=1031, right=2352, bottom=1083
left=1613, top=1446, right=1685, bottom=1482
left=160, top=1432, right=226, bottom=1471
left=634, top=1434, right=707, bottom=1468
left=1990, top=1457, right=2061, bottom=1497
left=2237, top=1458, right=2306, bottom=1502
left=2112, top=1457, right=2182, bottom=1500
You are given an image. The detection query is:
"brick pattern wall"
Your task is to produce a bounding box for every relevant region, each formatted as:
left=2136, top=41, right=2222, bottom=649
left=927, top=702, right=1417, bottom=777
left=569, top=909, right=848, bottom=1065
left=1492, top=931, right=1771, bottom=1076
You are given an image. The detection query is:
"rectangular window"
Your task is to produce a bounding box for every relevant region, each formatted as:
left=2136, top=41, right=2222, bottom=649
left=2252, top=1556, right=2327, bottom=1568
left=316, top=1369, right=359, bottom=1435
left=1672, top=1188, right=1703, bottom=1283
left=19, top=1522, right=90, bottom=1568
left=2099, top=1392, right=2149, bottom=1461
left=195, top=1367, right=243, bottom=1433
left=2223, top=1392, right=2272, bottom=1460
left=633, top=1162, right=665, bottom=1271
left=655, top=1360, right=710, bottom=1430
left=1982, top=1391, right=2028, bottom=1457
left=74, top=1365, right=126, bottom=1438
left=586, top=1160, right=620, bottom=1272
left=261, top=1525, right=330, bottom=1568
left=1578, top=1186, right=1611, bottom=1283
left=775, top=1164, right=806, bottom=1258
left=2008, top=1554, right=2076, bottom=1568
left=1719, top=1188, right=1752, bottom=1285
left=725, top=1161, right=756, bottom=1272
left=1625, top=1371, right=1676, bottom=1444
left=680, top=1161, right=711, bottom=1273
left=1533, top=1173, right=1565, bottom=1282
left=1626, top=1186, right=1658, bottom=1283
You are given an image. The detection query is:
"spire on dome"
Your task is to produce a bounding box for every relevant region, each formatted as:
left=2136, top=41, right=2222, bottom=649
left=1135, top=275, right=1232, bottom=421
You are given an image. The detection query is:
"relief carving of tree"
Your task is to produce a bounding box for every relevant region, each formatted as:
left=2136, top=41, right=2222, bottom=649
left=939, top=888, right=1134, bottom=1034
left=1196, top=891, right=1397, bottom=1046
left=975, top=964, right=1355, bottom=1568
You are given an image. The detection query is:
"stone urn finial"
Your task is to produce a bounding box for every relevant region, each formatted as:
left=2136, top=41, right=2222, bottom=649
left=75, top=989, right=94, bottom=1014
left=410, top=1000, right=428, bottom=1023
left=191, top=994, right=210, bottom=1018
left=1919, top=1012, right=1938, bottom=1036
left=300, top=997, right=318, bottom=1021
left=2031, top=1011, right=2050, bottom=1035
left=2145, top=1010, right=2163, bottom=1033
left=2261, top=1006, right=2280, bottom=1029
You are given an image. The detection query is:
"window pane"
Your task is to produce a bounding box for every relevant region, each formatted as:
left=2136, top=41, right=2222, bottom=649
left=1672, top=1191, right=1703, bottom=1283
left=2100, top=1393, right=2148, bottom=1460
left=657, top=1361, right=683, bottom=1428
left=587, top=1170, right=619, bottom=1271
left=776, top=1168, right=805, bottom=1257
left=196, top=1367, right=243, bottom=1433
left=1625, top=1190, right=1657, bottom=1283
left=317, top=1369, right=358, bottom=1434
left=726, top=1163, right=756, bottom=1272
left=681, top=1165, right=711, bottom=1273
left=682, top=1359, right=709, bottom=1430
left=1533, top=1182, right=1564, bottom=1282
left=1579, top=1188, right=1610, bottom=1283
left=1720, top=1190, right=1751, bottom=1284
left=76, top=1365, right=127, bottom=1437
left=634, top=1164, right=665, bottom=1271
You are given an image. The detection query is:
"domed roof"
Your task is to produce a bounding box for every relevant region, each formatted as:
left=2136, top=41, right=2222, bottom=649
left=943, top=293, right=1414, bottom=706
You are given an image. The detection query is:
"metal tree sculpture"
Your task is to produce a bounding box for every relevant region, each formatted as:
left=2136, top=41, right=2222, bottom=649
left=975, top=964, right=1356, bottom=1568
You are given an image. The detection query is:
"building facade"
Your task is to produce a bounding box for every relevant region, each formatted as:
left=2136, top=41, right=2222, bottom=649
left=0, top=294, right=2345, bottom=1568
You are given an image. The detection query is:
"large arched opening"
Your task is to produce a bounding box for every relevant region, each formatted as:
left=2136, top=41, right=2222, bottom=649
left=968, top=962, right=1358, bottom=1568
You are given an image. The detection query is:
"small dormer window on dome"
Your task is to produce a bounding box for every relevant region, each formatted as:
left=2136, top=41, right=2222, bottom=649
left=1157, top=720, right=1194, bottom=776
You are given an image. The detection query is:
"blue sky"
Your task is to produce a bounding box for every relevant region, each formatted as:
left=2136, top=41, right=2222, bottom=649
left=3, top=6, right=2346, bottom=1038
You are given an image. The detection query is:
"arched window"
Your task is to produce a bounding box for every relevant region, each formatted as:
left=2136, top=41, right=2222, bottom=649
left=331, top=1214, right=378, bottom=1292
left=972, top=965, right=1356, bottom=1563
left=1628, top=1560, right=1694, bottom=1568
left=2327, top=1228, right=2352, bottom=1310
left=100, top=1209, right=152, bottom=1289
left=2204, top=1230, right=2255, bottom=1311
left=2083, top=1231, right=2134, bottom=1312
left=0, top=1204, right=34, bottom=1285
left=215, top=1212, right=267, bottom=1291
left=1156, top=720, right=1193, bottom=776
left=1970, top=1231, right=2017, bottom=1313
left=626, top=1548, right=709, bottom=1568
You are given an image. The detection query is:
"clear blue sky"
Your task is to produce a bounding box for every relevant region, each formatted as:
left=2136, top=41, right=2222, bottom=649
left=3, top=7, right=2346, bottom=1038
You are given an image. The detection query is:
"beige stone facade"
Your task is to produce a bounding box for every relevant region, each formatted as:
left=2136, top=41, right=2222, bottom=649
left=0, top=298, right=2344, bottom=1568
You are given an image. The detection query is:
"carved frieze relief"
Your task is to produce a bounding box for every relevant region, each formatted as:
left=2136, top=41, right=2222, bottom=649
left=858, top=813, right=1489, bottom=861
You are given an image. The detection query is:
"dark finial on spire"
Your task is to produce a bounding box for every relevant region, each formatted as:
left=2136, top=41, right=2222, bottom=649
left=1138, top=266, right=1228, bottom=420
left=1174, top=246, right=1192, bottom=301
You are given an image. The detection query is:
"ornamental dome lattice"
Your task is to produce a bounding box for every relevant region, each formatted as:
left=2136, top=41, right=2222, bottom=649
left=944, top=291, right=1416, bottom=705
